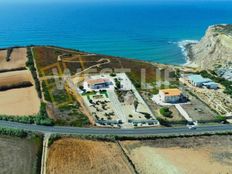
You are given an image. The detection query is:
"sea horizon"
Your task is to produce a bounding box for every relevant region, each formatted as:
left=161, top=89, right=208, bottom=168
left=0, top=1, right=232, bottom=65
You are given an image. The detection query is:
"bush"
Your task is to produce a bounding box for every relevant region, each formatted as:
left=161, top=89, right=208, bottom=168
left=48, top=134, right=61, bottom=147
left=79, top=85, right=84, bottom=90
left=160, top=107, right=172, bottom=118
left=110, top=73, right=117, bottom=77
left=151, top=88, right=159, bottom=95
left=114, top=78, right=121, bottom=89
left=215, top=115, right=227, bottom=122
left=144, top=113, right=152, bottom=119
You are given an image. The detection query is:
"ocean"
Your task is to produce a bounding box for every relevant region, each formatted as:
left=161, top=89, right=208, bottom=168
left=0, top=1, right=232, bottom=65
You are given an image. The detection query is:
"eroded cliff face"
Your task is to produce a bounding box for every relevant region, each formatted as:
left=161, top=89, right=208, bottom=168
left=188, top=25, right=232, bottom=70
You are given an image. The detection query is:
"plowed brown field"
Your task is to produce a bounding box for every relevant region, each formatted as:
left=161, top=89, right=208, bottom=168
left=0, top=48, right=27, bottom=70
left=121, top=135, right=232, bottom=174
left=0, top=48, right=40, bottom=116
left=0, top=87, right=40, bottom=116
left=0, top=135, right=41, bottom=174
left=46, top=138, right=134, bottom=174
left=0, top=70, right=33, bottom=87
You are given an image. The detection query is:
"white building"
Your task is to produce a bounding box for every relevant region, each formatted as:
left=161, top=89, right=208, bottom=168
left=86, top=78, right=113, bottom=90
left=187, top=74, right=218, bottom=89
left=159, top=88, right=182, bottom=103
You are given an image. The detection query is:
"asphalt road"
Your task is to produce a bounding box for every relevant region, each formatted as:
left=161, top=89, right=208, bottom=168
left=0, top=120, right=232, bottom=136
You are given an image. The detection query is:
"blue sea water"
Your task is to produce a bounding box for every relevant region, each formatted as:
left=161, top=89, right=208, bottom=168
left=0, top=1, right=232, bottom=64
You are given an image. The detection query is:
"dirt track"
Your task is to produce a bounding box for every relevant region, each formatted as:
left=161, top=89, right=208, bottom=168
left=46, top=138, right=134, bottom=174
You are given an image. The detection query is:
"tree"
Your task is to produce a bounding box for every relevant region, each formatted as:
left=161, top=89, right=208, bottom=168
left=134, top=100, right=139, bottom=111
left=79, top=85, right=84, bottom=91
left=160, top=107, right=172, bottom=118
left=110, top=73, right=117, bottom=77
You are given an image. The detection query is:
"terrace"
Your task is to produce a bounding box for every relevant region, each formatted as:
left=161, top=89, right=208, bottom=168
left=82, top=90, right=120, bottom=126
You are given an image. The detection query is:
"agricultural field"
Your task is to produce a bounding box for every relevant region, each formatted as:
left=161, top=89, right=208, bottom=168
left=0, top=48, right=41, bottom=116
left=0, top=48, right=27, bottom=71
left=0, top=135, right=42, bottom=174
left=120, top=135, right=232, bottom=174
left=46, top=138, right=134, bottom=174
left=0, top=87, right=40, bottom=116
left=0, top=70, right=33, bottom=87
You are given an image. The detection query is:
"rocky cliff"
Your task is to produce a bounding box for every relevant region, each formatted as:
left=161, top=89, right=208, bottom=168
left=187, top=24, right=232, bottom=70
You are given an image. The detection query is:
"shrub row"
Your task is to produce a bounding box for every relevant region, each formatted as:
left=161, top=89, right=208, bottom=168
left=33, top=134, right=44, bottom=174
left=0, top=81, right=33, bottom=91
left=26, top=47, right=42, bottom=98
left=47, top=131, right=232, bottom=146
left=0, top=127, right=28, bottom=138
left=0, top=67, right=26, bottom=73
left=42, top=81, right=52, bottom=102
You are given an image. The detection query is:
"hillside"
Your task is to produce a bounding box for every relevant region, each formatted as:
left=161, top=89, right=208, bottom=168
left=187, top=24, right=232, bottom=70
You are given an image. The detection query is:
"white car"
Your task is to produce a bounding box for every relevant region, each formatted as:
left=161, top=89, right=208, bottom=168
left=188, top=125, right=197, bottom=130
left=187, top=121, right=198, bottom=130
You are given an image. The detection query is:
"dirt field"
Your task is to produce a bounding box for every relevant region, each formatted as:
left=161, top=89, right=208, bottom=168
left=182, top=89, right=217, bottom=121
left=0, top=70, right=34, bottom=87
left=0, top=135, right=41, bottom=174
left=33, top=46, right=176, bottom=83
left=0, top=48, right=27, bottom=70
left=46, top=138, right=134, bottom=174
left=0, top=87, right=40, bottom=116
left=121, top=136, right=232, bottom=174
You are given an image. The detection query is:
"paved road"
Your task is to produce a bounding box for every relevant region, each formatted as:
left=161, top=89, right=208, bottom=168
left=0, top=120, right=232, bottom=136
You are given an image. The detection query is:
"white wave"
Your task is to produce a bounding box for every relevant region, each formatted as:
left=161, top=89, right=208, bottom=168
left=168, top=41, right=177, bottom=44
left=178, top=40, right=199, bottom=65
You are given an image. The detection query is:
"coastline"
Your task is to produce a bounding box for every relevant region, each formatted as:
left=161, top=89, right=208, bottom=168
left=178, top=40, right=198, bottom=67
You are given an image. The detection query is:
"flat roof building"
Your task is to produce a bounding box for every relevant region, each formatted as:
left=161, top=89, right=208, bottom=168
left=203, top=82, right=218, bottom=89
left=187, top=74, right=218, bottom=89
left=87, top=78, right=113, bottom=90
left=159, top=88, right=182, bottom=103
left=188, top=74, right=211, bottom=87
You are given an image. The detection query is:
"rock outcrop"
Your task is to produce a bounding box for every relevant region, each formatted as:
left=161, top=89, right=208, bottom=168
left=187, top=24, right=232, bottom=70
